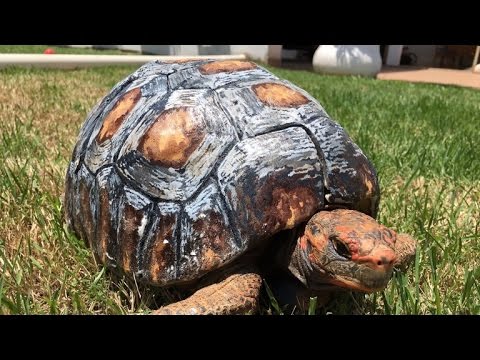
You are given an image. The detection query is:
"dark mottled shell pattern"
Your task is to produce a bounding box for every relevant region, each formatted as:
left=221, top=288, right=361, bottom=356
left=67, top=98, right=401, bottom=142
left=64, top=59, right=379, bottom=286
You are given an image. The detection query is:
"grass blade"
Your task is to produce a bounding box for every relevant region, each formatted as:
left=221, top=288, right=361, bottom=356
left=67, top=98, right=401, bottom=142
left=308, top=297, right=318, bottom=315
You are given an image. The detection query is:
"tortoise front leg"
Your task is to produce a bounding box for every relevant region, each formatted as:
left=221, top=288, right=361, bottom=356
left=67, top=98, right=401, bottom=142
left=153, top=270, right=262, bottom=315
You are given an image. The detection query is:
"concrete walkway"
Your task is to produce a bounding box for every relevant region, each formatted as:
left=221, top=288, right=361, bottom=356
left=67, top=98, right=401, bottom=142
left=377, top=66, right=480, bottom=90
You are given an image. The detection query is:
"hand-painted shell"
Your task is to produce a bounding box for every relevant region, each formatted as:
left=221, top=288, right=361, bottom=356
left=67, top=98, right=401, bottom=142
left=64, top=60, right=379, bottom=286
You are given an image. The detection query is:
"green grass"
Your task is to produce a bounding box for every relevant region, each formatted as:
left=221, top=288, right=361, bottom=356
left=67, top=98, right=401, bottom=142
left=0, top=55, right=479, bottom=314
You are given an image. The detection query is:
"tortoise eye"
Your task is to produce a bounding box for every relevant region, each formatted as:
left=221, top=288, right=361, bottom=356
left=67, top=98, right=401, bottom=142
left=331, top=237, right=351, bottom=259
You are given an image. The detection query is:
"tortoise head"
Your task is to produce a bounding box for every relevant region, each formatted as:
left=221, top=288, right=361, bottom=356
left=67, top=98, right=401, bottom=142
left=289, top=209, right=414, bottom=293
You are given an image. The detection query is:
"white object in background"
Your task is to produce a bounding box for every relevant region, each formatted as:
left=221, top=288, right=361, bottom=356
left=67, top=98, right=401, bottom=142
left=313, top=45, right=382, bottom=77
left=385, top=45, right=403, bottom=66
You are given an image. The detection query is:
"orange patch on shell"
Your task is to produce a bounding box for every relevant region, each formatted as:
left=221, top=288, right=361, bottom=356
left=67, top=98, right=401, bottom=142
left=97, top=88, right=141, bottom=143
left=199, top=60, right=257, bottom=75
left=120, top=204, right=144, bottom=273
left=148, top=213, right=177, bottom=283
left=193, top=211, right=233, bottom=273
left=272, top=187, right=317, bottom=229
left=364, top=177, right=374, bottom=196
left=360, top=163, right=376, bottom=196
left=163, top=58, right=198, bottom=64
left=252, top=83, right=310, bottom=108
left=138, top=107, right=205, bottom=169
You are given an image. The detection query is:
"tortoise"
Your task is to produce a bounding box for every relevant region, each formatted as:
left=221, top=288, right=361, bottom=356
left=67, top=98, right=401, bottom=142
left=64, top=59, right=416, bottom=315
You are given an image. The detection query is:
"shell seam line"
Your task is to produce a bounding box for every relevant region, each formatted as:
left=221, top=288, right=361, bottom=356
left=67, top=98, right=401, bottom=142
left=75, top=74, right=139, bottom=174
left=174, top=206, right=184, bottom=279
left=135, top=201, right=156, bottom=278
left=253, top=122, right=329, bottom=184
left=213, top=178, right=244, bottom=250
left=212, top=89, right=243, bottom=141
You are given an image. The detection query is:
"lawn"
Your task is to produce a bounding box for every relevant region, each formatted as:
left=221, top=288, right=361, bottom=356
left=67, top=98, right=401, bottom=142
left=0, top=47, right=479, bottom=314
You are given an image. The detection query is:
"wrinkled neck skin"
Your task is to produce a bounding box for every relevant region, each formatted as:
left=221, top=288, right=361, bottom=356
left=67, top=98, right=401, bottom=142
left=273, top=226, right=326, bottom=290
left=287, top=239, right=312, bottom=287
left=281, top=228, right=331, bottom=290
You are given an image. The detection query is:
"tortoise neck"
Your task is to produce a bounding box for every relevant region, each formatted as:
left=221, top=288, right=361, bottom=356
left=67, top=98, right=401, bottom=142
left=287, top=234, right=312, bottom=287
left=273, top=225, right=312, bottom=287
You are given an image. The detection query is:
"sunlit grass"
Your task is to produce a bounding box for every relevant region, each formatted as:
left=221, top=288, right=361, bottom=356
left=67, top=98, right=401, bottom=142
left=0, top=56, right=478, bottom=314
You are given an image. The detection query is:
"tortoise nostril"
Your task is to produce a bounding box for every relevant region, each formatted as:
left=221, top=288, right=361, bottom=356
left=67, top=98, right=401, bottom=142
left=377, top=256, right=394, bottom=267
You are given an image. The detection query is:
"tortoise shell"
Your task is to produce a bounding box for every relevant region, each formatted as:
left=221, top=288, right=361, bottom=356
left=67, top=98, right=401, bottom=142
left=64, top=60, right=379, bottom=286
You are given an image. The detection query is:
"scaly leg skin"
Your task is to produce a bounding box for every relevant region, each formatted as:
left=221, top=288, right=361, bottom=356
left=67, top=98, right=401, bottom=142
left=394, top=234, right=417, bottom=272
left=152, top=271, right=262, bottom=315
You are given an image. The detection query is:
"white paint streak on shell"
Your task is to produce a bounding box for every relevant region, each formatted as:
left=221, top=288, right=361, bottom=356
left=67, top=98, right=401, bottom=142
left=116, top=89, right=237, bottom=201
left=183, top=182, right=218, bottom=220
left=131, top=59, right=209, bottom=78
left=117, top=186, right=153, bottom=272
left=176, top=181, right=239, bottom=281
left=305, top=116, right=377, bottom=205
left=306, top=117, right=362, bottom=177
left=215, top=80, right=327, bottom=139
left=127, top=75, right=168, bottom=97
left=288, top=163, right=319, bottom=181
left=168, top=64, right=274, bottom=91
left=139, top=201, right=181, bottom=283
left=124, top=186, right=152, bottom=208
left=217, top=127, right=325, bottom=243
left=83, top=76, right=169, bottom=174
left=165, top=89, right=211, bottom=109
left=218, top=127, right=321, bottom=187
left=72, top=73, right=137, bottom=162
left=137, top=213, right=148, bottom=238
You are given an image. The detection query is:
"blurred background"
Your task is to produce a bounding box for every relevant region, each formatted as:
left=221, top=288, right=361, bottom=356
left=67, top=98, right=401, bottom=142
left=67, top=44, right=479, bottom=70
